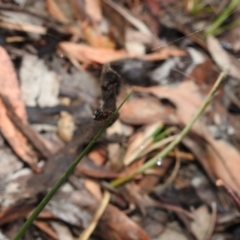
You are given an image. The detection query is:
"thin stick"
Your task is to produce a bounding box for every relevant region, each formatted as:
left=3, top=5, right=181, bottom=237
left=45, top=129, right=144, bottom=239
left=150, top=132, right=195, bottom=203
left=78, top=190, right=111, bottom=240
left=110, top=70, right=228, bottom=188
left=13, top=92, right=132, bottom=240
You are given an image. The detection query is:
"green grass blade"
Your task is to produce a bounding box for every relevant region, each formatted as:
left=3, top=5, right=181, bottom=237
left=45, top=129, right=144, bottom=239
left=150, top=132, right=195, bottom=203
left=13, top=91, right=132, bottom=240
left=110, top=70, right=228, bottom=188
left=205, top=0, right=240, bottom=36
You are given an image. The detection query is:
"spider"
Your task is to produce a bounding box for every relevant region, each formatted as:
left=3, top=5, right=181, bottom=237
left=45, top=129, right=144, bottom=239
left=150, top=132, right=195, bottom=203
left=93, top=109, right=113, bottom=121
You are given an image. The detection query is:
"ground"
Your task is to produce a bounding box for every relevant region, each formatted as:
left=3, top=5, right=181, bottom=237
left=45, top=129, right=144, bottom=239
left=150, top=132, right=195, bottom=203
left=0, top=0, right=240, bottom=240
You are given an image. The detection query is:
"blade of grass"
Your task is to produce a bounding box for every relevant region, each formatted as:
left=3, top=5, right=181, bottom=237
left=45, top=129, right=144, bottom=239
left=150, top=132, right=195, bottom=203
left=212, top=19, right=240, bottom=36
left=205, top=0, right=240, bottom=36
left=110, top=69, right=228, bottom=188
left=154, top=126, right=175, bottom=142
left=13, top=91, right=132, bottom=240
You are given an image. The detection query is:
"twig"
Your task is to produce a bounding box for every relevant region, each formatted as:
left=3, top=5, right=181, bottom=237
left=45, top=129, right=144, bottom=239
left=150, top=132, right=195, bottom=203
left=78, top=191, right=111, bottom=240
left=110, top=69, right=228, bottom=188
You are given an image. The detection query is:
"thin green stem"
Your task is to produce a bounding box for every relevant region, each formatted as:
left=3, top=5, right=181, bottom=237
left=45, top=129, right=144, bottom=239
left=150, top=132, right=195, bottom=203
left=13, top=91, right=132, bottom=240
left=212, top=19, right=240, bottom=36
left=111, top=70, right=228, bottom=188
left=205, top=0, right=240, bottom=36
left=154, top=127, right=175, bottom=142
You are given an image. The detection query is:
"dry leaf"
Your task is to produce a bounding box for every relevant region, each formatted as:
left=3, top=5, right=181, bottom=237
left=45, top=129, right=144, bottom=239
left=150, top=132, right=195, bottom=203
left=75, top=157, right=120, bottom=179
left=134, top=82, right=204, bottom=130
left=51, top=222, right=73, bottom=240
left=0, top=47, right=38, bottom=169
left=85, top=0, right=102, bottom=22
left=154, top=221, right=188, bottom=240
left=207, top=35, right=240, bottom=80
left=84, top=179, right=102, bottom=201
left=99, top=204, right=150, bottom=240
left=33, top=221, right=58, bottom=239
left=143, top=48, right=186, bottom=61
left=204, top=134, right=240, bottom=195
left=59, top=42, right=134, bottom=64
left=59, top=41, right=183, bottom=65
left=88, top=149, right=106, bottom=165
left=119, top=96, right=168, bottom=125
left=190, top=205, right=211, bottom=240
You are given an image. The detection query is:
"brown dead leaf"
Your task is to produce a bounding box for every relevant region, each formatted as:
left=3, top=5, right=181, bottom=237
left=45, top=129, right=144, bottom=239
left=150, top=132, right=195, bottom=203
left=134, top=80, right=240, bottom=196
left=75, top=157, right=120, bottom=179
left=184, top=60, right=219, bottom=96
left=88, top=148, right=107, bottom=165
left=139, top=159, right=173, bottom=192
left=143, top=48, right=186, bottom=61
left=204, top=134, right=240, bottom=196
left=98, top=204, right=150, bottom=240
left=138, top=175, right=160, bottom=192
left=120, top=158, right=145, bottom=178
left=85, top=0, right=102, bottom=22
left=59, top=42, right=134, bottom=64
left=84, top=179, right=102, bottom=201
left=118, top=96, right=169, bottom=125
left=133, top=82, right=204, bottom=130
left=59, top=42, right=184, bottom=65
left=33, top=220, right=58, bottom=240
left=0, top=47, right=38, bottom=169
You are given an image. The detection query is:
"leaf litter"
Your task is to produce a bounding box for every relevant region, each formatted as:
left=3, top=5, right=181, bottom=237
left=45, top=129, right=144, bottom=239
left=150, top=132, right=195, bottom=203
left=1, top=0, right=240, bottom=240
